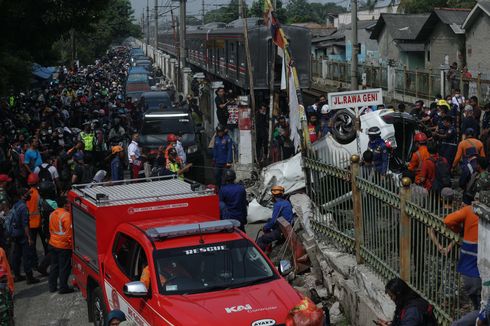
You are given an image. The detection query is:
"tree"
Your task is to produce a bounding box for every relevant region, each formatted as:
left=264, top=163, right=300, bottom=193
left=0, top=0, right=141, bottom=93
left=285, top=0, right=345, bottom=24
left=249, top=0, right=288, bottom=23
left=399, top=0, right=475, bottom=13
left=204, top=0, right=244, bottom=24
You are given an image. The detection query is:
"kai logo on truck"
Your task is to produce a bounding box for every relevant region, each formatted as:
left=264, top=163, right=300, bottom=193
left=225, top=304, right=252, bottom=313
left=251, top=319, right=276, bottom=326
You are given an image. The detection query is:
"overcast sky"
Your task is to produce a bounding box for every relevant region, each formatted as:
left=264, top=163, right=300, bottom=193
left=130, top=0, right=347, bottom=22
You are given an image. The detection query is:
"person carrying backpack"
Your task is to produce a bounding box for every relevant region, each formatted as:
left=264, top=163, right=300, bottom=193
left=36, top=181, right=58, bottom=276
left=419, top=142, right=451, bottom=193
left=34, top=155, right=60, bottom=197
left=376, top=277, right=436, bottom=326
left=459, top=147, right=479, bottom=196
left=5, top=188, right=40, bottom=284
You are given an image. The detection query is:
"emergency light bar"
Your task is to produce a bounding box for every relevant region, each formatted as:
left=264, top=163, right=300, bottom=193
left=146, top=220, right=240, bottom=240
left=144, top=113, right=189, bottom=118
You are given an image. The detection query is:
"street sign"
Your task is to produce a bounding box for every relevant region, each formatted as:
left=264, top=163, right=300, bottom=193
left=328, top=88, right=383, bottom=110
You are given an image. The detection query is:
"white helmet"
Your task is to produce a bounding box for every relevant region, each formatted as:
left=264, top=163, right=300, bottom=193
left=321, top=104, right=330, bottom=115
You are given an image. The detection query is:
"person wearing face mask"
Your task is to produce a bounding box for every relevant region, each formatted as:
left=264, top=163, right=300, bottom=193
left=461, top=105, right=480, bottom=138
left=256, top=104, right=269, bottom=162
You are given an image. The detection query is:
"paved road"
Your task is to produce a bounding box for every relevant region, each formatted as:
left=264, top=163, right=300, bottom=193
left=13, top=222, right=265, bottom=325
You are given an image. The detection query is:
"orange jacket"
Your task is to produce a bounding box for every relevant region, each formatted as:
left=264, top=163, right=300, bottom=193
left=48, top=208, right=73, bottom=250
left=26, top=187, right=41, bottom=229
left=444, top=205, right=478, bottom=243
left=408, top=146, right=430, bottom=184
left=0, top=247, right=14, bottom=293
left=453, top=138, right=485, bottom=168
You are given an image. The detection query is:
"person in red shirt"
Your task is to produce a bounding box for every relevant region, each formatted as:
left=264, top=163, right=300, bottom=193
left=307, top=114, right=321, bottom=143
left=419, top=142, right=448, bottom=191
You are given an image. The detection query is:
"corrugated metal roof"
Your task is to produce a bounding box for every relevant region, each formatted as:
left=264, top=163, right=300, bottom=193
left=433, top=8, right=470, bottom=25
left=463, top=1, right=490, bottom=30
left=370, top=13, right=430, bottom=40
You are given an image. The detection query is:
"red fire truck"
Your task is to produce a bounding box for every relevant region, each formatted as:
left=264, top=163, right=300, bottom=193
left=69, top=176, right=302, bottom=326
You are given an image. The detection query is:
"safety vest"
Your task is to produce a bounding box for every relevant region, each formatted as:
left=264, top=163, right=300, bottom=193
left=48, top=208, right=72, bottom=250
left=0, top=248, right=13, bottom=294
left=26, top=187, right=41, bottom=229
left=80, top=132, right=95, bottom=151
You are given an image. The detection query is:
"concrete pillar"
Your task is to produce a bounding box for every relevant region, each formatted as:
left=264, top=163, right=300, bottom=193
left=163, top=55, right=168, bottom=76
left=321, top=59, right=328, bottom=79
left=387, top=65, right=395, bottom=96
left=170, top=59, right=177, bottom=82
left=440, top=67, right=448, bottom=96
left=182, top=67, right=192, bottom=96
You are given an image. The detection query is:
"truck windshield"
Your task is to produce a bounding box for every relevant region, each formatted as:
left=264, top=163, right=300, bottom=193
left=141, top=118, right=194, bottom=134
left=154, top=239, right=277, bottom=295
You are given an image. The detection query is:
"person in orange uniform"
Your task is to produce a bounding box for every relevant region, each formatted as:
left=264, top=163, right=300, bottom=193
left=48, top=196, right=74, bottom=294
left=26, top=173, right=46, bottom=270
left=453, top=128, right=485, bottom=169
left=408, top=132, right=430, bottom=185
left=0, top=247, right=14, bottom=294
left=165, top=133, right=177, bottom=163
left=443, top=205, right=481, bottom=310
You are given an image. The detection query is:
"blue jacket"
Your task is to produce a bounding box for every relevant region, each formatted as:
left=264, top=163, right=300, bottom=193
left=264, top=198, right=293, bottom=231
left=111, top=156, right=124, bottom=181
left=368, top=138, right=389, bottom=174
left=219, top=183, right=248, bottom=223
left=213, top=134, right=233, bottom=164
left=12, top=200, right=29, bottom=239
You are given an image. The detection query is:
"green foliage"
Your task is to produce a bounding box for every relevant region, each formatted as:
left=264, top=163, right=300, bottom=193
left=400, top=0, right=476, bottom=13
left=0, top=0, right=141, bottom=94
left=204, top=0, right=243, bottom=24
left=285, top=0, right=346, bottom=24
left=249, top=0, right=287, bottom=23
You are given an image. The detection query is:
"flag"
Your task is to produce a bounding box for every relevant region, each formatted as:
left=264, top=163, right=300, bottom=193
left=263, top=0, right=286, bottom=49
left=278, top=47, right=287, bottom=90
left=288, top=66, right=301, bottom=150
left=263, top=0, right=273, bottom=27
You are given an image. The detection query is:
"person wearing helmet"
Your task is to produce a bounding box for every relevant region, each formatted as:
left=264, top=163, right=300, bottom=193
left=408, top=132, right=430, bottom=185
left=213, top=124, right=233, bottom=187
left=453, top=128, right=485, bottom=169
left=26, top=173, right=47, bottom=271
left=319, top=104, right=331, bottom=137
left=110, top=145, right=125, bottom=181
left=218, top=169, right=247, bottom=232
left=367, top=127, right=389, bottom=175
left=167, top=147, right=192, bottom=180
left=165, top=133, right=178, bottom=164
left=256, top=185, right=294, bottom=253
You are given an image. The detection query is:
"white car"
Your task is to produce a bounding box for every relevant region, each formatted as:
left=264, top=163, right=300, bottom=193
left=313, top=109, right=418, bottom=171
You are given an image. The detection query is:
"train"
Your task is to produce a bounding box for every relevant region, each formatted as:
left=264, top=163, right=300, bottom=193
left=158, top=18, right=312, bottom=90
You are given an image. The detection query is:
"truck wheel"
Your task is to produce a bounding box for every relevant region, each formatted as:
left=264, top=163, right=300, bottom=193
left=331, top=110, right=356, bottom=145
left=91, top=287, right=107, bottom=326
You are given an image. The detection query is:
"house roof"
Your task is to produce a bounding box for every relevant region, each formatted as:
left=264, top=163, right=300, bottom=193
left=370, top=13, right=430, bottom=40
left=396, top=43, right=425, bottom=52
left=344, top=20, right=378, bottom=30
left=463, top=0, right=490, bottom=30
left=433, top=8, right=470, bottom=25
left=373, top=0, right=401, bottom=9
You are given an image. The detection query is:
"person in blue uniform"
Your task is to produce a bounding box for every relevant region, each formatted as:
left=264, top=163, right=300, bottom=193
left=256, top=186, right=294, bottom=253
left=434, top=115, right=457, bottom=167
left=367, top=126, right=389, bottom=175
left=213, top=124, right=233, bottom=187
left=218, top=169, right=248, bottom=232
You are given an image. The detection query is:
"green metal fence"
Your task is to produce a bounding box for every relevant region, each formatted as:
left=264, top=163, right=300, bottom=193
left=305, top=153, right=466, bottom=325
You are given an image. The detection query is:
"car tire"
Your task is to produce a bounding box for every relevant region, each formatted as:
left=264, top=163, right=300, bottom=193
left=91, top=287, right=107, bottom=326
left=331, top=110, right=356, bottom=145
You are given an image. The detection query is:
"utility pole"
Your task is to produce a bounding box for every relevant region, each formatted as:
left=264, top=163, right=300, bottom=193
left=146, top=0, right=150, bottom=54
left=351, top=0, right=358, bottom=90
left=179, top=0, right=187, bottom=92
left=154, top=0, right=159, bottom=50
left=202, top=0, right=205, bottom=24
left=171, top=7, right=180, bottom=90
left=240, top=0, right=257, bottom=164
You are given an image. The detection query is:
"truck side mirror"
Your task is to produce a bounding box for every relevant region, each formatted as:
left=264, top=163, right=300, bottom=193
left=278, top=259, right=293, bottom=276
left=123, top=281, right=148, bottom=298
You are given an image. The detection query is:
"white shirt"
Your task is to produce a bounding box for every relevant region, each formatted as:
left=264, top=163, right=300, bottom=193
left=34, top=163, right=59, bottom=180
left=175, top=140, right=186, bottom=164
left=127, top=140, right=140, bottom=164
